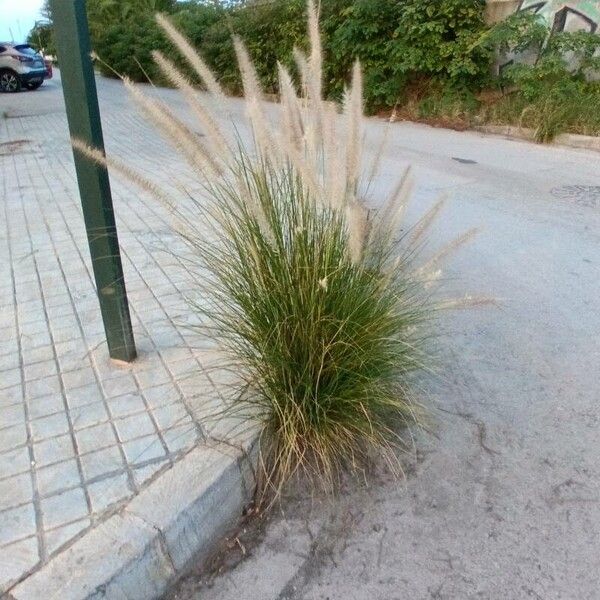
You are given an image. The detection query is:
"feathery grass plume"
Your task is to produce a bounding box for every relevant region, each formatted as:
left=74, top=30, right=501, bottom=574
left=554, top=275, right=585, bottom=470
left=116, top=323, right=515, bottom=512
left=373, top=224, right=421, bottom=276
left=322, top=100, right=346, bottom=208
left=413, top=227, right=479, bottom=279
left=71, top=138, right=170, bottom=207
left=155, top=13, right=224, bottom=100
left=233, top=35, right=263, bottom=103
left=307, top=0, right=322, bottom=102
left=151, top=50, right=231, bottom=161
left=233, top=37, right=281, bottom=163
left=78, top=1, right=486, bottom=500
left=344, top=60, right=364, bottom=200
left=277, top=62, right=304, bottom=151
left=122, top=77, right=221, bottom=177
left=370, top=166, right=413, bottom=246
left=346, top=201, right=368, bottom=264
left=409, top=195, right=446, bottom=245
left=70, top=138, right=200, bottom=242
left=436, top=295, right=497, bottom=310
left=292, top=47, right=310, bottom=96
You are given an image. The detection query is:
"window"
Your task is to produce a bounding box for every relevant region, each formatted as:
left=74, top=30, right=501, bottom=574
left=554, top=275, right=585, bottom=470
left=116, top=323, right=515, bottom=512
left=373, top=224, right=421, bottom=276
left=14, top=44, right=39, bottom=56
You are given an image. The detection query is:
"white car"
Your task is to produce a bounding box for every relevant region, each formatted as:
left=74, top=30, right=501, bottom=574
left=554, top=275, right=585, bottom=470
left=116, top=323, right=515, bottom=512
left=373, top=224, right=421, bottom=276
left=0, top=43, right=48, bottom=92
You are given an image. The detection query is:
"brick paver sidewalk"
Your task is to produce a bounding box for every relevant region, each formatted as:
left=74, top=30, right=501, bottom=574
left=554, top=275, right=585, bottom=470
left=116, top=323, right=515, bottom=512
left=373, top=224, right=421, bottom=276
left=0, top=75, right=227, bottom=592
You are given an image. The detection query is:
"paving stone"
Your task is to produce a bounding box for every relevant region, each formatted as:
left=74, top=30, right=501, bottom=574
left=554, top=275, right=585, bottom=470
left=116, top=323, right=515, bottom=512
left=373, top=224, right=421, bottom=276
left=0, top=353, right=19, bottom=372
left=21, top=345, right=54, bottom=365
left=143, top=383, right=181, bottom=409
left=159, top=346, right=192, bottom=364
left=16, top=300, right=44, bottom=318
left=49, top=315, right=79, bottom=332
left=0, top=368, right=21, bottom=390
left=40, top=487, right=88, bottom=530
left=122, top=435, right=166, bottom=465
left=54, top=343, right=89, bottom=373
left=80, top=446, right=125, bottom=481
left=25, top=375, right=61, bottom=400
left=30, top=411, right=70, bottom=442
left=0, top=536, right=40, bottom=592
left=0, top=403, right=26, bottom=428
left=0, top=446, right=31, bottom=479
left=101, top=374, right=139, bottom=399
left=44, top=293, right=71, bottom=309
left=87, top=473, right=132, bottom=514
left=33, top=434, right=76, bottom=468
left=107, top=393, right=146, bottom=418
left=75, top=423, right=117, bottom=455
left=27, top=394, right=65, bottom=420
left=23, top=360, right=57, bottom=382
left=132, top=460, right=169, bottom=488
left=0, top=423, right=27, bottom=453
left=0, top=385, right=23, bottom=408
left=152, top=403, right=192, bottom=431
left=177, top=373, right=212, bottom=400
left=61, top=367, right=97, bottom=391
left=20, top=331, right=52, bottom=352
left=0, top=503, right=37, bottom=546
left=36, top=459, right=81, bottom=498
left=45, top=518, right=90, bottom=556
left=70, top=401, right=109, bottom=431
left=20, top=319, right=49, bottom=337
left=163, top=423, right=199, bottom=455
left=135, top=365, right=172, bottom=389
left=114, top=412, right=157, bottom=443
left=65, top=382, right=104, bottom=409
left=0, top=473, right=33, bottom=511
left=167, top=358, right=199, bottom=379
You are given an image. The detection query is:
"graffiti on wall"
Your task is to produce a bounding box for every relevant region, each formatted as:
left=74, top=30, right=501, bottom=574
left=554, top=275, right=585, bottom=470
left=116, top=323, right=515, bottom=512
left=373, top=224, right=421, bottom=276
left=519, top=1, right=600, bottom=33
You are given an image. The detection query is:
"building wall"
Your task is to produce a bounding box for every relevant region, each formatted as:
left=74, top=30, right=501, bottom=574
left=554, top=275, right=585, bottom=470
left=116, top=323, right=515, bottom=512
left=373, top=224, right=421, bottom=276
left=486, top=0, right=600, bottom=32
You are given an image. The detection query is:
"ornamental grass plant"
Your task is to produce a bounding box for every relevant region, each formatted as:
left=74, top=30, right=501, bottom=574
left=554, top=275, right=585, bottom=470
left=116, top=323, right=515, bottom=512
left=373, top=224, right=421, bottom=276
left=76, top=1, right=486, bottom=496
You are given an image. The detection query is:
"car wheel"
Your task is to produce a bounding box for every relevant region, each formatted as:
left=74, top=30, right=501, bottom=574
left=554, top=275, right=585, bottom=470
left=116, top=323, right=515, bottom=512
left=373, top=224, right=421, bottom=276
left=0, top=70, right=21, bottom=93
left=25, top=81, right=43, bottom=91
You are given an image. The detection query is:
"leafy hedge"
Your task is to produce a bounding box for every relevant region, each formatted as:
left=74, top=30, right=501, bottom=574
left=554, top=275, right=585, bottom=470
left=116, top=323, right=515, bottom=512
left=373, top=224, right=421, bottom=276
left=89, top=0, right=491, bottom=112
left=35, top=0, right=600, bottom=139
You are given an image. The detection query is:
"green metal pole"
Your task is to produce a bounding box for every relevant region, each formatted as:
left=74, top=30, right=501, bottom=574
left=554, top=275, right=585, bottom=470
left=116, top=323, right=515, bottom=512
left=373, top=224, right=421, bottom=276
left=51, top=0, right=136, bottom=362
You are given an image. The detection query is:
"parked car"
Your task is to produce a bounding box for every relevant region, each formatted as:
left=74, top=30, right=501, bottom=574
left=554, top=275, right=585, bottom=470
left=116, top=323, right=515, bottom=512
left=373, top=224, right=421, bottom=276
left=0, top=43, right=48, bottom=92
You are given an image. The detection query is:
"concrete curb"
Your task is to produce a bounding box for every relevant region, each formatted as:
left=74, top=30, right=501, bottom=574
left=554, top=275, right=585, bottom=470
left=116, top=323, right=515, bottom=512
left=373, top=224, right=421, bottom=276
left=475, top=125, right=600, bottom=152
left=8, top=440, right=258, bottom=600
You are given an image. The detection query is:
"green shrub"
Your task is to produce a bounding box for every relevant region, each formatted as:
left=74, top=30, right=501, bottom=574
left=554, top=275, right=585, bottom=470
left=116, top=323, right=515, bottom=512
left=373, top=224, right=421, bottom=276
left=94, top=15, right=170, bottom=82
left=77, top=5, right=483, bottom=493
left=323, top=0, right=408, bottom=109
left=393, top=0, right=490, bottom=84
left=325, top=0, right=490, bottom=111
left=83, top=0, right=492, bottom=111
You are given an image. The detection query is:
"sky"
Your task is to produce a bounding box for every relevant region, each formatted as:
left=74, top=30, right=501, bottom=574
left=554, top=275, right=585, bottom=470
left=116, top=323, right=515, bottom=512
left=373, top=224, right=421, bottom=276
left=0, top=0, right=44, bottom=43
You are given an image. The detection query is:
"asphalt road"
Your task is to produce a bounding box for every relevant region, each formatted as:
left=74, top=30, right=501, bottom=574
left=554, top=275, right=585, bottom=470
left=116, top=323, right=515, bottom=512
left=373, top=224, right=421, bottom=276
left=4, top=74, right=600, bottom=600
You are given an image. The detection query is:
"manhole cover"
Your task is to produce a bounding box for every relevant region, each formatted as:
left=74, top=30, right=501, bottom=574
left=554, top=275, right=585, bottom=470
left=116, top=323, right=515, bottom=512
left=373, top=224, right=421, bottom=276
left=550, top=185, right=600, bottom=209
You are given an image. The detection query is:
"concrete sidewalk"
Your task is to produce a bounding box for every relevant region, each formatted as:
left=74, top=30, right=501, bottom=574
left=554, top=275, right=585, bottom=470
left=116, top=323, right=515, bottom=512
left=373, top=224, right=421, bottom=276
left=0, top=75, right=256, bottom=597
